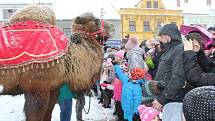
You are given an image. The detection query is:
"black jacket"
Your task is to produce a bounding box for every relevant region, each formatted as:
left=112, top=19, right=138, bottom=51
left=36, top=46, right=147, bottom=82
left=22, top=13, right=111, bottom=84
left=183, top=50, right=215, bottom=87
left=155, top=43, right=186, bottom=105
left=155, top=24, right=187, bottom=105
left=196, top=49, right=215, bottom=72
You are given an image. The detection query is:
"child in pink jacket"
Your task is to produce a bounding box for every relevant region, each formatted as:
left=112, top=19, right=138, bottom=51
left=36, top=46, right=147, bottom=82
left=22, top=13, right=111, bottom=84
left=113, top=50, right=125, bottom=121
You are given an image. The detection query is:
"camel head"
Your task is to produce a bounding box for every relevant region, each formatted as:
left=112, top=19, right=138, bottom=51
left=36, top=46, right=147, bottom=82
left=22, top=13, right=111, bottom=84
left=72, top=12, right=115, bottom=45
left=8, top=5, right=56, bottom=25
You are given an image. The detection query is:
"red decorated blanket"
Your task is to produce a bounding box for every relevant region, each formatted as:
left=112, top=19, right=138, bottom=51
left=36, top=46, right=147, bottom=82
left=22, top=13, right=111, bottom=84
left=0, top=21, right=69, bottom=68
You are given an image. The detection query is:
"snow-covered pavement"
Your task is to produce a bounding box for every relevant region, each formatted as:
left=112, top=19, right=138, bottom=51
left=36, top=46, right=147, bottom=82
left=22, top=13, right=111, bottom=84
left=0, top=95, right=115, bottom=121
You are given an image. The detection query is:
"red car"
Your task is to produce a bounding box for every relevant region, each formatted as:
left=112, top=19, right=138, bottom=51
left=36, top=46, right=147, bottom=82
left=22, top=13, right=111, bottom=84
left=180, top=25, right=214, bottom=49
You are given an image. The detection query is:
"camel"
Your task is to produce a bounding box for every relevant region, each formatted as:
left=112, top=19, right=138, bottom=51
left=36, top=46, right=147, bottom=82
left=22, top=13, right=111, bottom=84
left=0, top=5, right=114, bottom=121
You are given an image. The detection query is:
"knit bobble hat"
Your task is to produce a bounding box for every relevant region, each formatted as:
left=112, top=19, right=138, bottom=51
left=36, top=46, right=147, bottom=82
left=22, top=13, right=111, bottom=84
left=183, top=86, right=215, bottom=121
left=145, top=80, right=166, bottom=96
left=138, top=105, right=160, bottom=121
left=114, top=50, right=125, bottom=60
left=130, top=68, right=145, bottom=80
left=107, top=52, right=115, bottom=61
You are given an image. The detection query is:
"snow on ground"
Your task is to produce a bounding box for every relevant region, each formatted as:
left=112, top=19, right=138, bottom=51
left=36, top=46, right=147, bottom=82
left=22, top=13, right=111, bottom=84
left=0, top=95, right=115, bottom=121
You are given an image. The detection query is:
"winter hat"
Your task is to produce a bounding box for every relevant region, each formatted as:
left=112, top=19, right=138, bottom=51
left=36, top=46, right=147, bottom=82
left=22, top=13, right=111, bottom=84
left=145, top=80, right=166, bottom=95
left=158, top=24, right=182, bottom=41
left=107, top=52, right=115, bottom=61
left=114, top=50, right=125, bottom=59
left=130, top=68, right=145, bottom=80
left=183, top=86, right=215, bottom=121
left=125, top=36, right=139, bottom=50
left=138, top=105, right=160, bottom=121
left=141, top=80, right=165, bottom=103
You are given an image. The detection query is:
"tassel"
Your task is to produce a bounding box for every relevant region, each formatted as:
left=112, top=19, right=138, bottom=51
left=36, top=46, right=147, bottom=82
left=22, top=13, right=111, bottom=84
left=22, top=66, right=25, bottom=72
left=41, top=63, right=44, bottom=69
left=7, top=69, right=9, bottom=75
left=31, top=63, right=34, bottom=70
left=60, top=58, right=63, bottom=63
left=51, top=61, right=55, bottom=66
left=2, top=70, right=5, bottom=75
left=36, top=63, right=39, bottom=69
left=18, top=67, right=21, bottom=73
left=47, top=62, right=50, bottom=68
left=26, top=66, right=30, bottom=71
left=56, top=59, right=60, bottom=64
left=12, top=68, right=15, bottom=75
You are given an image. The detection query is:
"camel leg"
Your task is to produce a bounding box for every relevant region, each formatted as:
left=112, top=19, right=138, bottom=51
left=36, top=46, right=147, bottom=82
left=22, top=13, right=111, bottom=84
left=43, top=89, right=59, bottom=121
left=24, top=91, right=50, bottom=121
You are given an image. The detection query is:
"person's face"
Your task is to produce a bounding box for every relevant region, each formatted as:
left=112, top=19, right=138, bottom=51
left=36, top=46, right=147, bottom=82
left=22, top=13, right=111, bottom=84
left=158, top=35, right=171, bottom=44
left=152, top=116, right=161, bottom=121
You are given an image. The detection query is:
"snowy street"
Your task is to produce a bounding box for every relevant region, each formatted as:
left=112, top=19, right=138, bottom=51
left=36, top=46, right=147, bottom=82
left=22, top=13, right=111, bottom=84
left=0, top=95, right=115, bottom=121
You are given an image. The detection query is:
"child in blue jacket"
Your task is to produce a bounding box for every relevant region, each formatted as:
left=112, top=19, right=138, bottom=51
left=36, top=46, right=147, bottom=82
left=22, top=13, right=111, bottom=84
left=113, top=64, right=146, bottom=121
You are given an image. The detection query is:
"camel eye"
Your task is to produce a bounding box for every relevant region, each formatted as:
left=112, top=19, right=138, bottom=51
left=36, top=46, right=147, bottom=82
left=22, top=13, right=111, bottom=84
left=95, top=19, right=100, bottom=26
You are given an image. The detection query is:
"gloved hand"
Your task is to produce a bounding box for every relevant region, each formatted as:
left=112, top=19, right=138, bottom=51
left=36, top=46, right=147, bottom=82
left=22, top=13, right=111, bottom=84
left=132, top=113, right=141, bottom=121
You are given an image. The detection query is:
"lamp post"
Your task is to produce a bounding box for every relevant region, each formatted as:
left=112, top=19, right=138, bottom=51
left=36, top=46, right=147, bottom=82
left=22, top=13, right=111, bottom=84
left=101, top=8, right=105, bottom=43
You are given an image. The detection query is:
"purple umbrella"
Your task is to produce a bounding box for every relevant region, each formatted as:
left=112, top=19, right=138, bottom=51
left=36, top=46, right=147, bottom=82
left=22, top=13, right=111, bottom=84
left=180, top=25, right=214, bottom=49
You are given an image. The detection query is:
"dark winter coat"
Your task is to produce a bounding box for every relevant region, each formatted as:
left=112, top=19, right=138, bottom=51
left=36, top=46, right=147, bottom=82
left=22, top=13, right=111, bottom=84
left=183, top=50, right=215, bottom=87
left=196, top=49, right=215, bottom=72
left=155, top=24, right=187, bottom=105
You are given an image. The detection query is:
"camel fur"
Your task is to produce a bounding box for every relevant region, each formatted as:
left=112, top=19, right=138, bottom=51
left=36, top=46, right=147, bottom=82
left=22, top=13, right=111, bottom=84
left=0, top=5, right=112, bottom=121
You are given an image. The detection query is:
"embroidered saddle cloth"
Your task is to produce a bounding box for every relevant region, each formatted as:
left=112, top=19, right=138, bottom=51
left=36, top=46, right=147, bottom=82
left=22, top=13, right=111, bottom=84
left=0, top=21, right=69, bottom=68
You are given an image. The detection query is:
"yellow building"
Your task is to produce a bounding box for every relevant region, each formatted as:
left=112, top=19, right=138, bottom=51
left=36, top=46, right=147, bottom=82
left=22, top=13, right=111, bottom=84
left=120, top=0, right=183, bottom=42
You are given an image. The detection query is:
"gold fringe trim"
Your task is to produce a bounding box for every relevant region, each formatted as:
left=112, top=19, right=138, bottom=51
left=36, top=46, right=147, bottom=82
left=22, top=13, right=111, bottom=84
left=2, top=70, right=5, bottom=75
left=18, top=67, right=21, bottom=73
left=7, top=69, right=9, bottom=75
left=22, top=66, right=25, bottom=72
left=47, top=62, right=50, bottom=68
left=26, top=66, right=30, bottom=71
left=31, top=63, right=34, bottom=70
left=51, top=61, right=55, bottom=66
left=36, top=63, right=39, bottom=69
left=12, top=68, right=15, bottom=75
left=41, top=63, right=44, bottom=69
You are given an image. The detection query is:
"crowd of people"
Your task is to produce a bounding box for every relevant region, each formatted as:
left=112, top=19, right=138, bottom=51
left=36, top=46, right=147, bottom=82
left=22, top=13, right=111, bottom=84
left=58, top=23, right=215, bottom=121
left=96, top=23, right=215, bottom=121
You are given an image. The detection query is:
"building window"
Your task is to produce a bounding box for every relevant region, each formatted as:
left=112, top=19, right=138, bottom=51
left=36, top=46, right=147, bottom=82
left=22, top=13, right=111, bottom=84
left=184, top=0, right=188, bottom=3
left=157, top=21, right=162, bottom=31
left=207, top=0, right=211, bottom=6
left=177, top=0, right=180, bottom=7
left=153, top=0, right=158, bottom=8
left=63, top=28, right=71, bottom=37
left=171, top=22, right=177, bottom=24
left=3, top=9, right=17, bottom=19
left=129, top=21, right=136, bottom=32
left=146, top=1, right=152, bottom=8
left=144, top=21, right=150, bottom=32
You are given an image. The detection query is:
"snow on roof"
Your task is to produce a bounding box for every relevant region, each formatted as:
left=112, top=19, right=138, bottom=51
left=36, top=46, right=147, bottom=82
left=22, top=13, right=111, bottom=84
left=162, top=0, right=209, bottom=14
left=0, top=0, right=53, bottom=4
left=54, top=0, right=122, bottom=20
left=108, top=0, right=139, bottom=10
